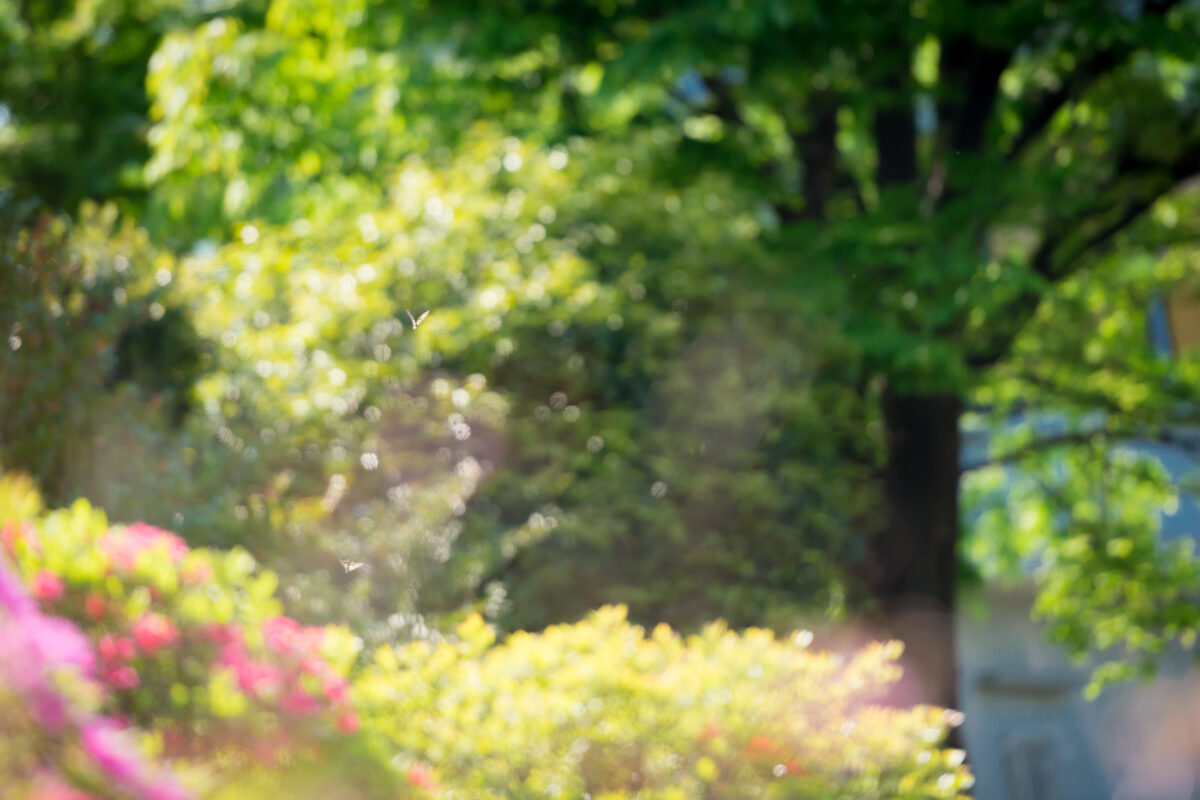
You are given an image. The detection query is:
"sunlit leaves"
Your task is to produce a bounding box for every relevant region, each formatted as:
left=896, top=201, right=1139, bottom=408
left=356, top=607, right=974, bottom=799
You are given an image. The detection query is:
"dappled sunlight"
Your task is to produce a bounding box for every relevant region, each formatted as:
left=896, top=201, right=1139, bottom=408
left=4, top=0, right=1200, bottom=796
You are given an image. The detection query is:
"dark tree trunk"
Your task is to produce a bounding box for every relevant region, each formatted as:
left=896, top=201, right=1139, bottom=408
left=798, top=92, right=838, bottom=221
left=854, top=10, right=964, bottom=719
left=868, top=391, right=963, bottom=715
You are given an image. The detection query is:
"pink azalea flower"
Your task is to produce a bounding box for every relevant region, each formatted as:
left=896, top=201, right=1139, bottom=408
left=80, top=721, right=142, bottom=784
left=31, top=616, right=96, bottom=677
left=200, top=622, right=240, bottom=648
left=322, top=674, right=349, bottom=703
left=262, top=616, right=326, bottom=657
left=280, top=688, right=321, bottom=716
left=205, top=621, right=242, bottom=645
left=261, top=616, right=301, bottom=654
left=407, top=763, right=437, bottom=792
left=105, top=665, right=140, bottom=690
left=336, top=711, right=360, bottom=733
left=142, top=779, right=191, bottom=800
left=31, top=570, right=64, bottom=602
left=84, top=592, right=105, bottom=620
left=235, top=660, right=282, bottom=696
left=301, top=656, right=329, bottom=676
left=218, top=639, right=246, bottom=667
left=98, top=635, right=136, bottom=663
left=102, top=523, right=189, bottom=570
left=80, top=720, right=193, bottom=799
left=0, top=522, right=19, bottom=554
left=27, top=685, right=70, bottom=731
left=10, top=617, right=92, bottom=730
left=0, top=563, right=190, bottom=798
left=131, top=613, right=178, bottom=654
left=0, top=565, right=93, bottom=730
left=125, top=523, right=190, bottom=558
left=0, top=561, right=34, bottom=614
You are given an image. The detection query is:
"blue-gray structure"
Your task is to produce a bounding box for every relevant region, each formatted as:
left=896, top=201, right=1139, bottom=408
left=957, top=310, right=1200, bottom=800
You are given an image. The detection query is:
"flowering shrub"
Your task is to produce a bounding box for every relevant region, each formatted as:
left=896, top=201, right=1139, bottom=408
left=0, top=473, right=394, bottom=797
left=356, top=607, right=975, bottom=799
left=0, top=558, right=189, bottom=799
left=1, top=470, right=977, bottom=797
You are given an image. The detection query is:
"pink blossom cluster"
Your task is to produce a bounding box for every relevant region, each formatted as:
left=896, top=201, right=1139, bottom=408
left=100, top=523, right=190, bottom=571
left=9, top=512, right=364, bottom=773
left=211, top=617, right=359, bottom=733
left=90, top=613, right=180, bottom=693
left=0, top=561, right=191, bottom=800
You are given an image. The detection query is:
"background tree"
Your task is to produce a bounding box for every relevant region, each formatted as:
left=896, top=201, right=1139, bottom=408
left=0, top=0, right=267, bottom=210
left=3, top=0, right=1200, bottom=717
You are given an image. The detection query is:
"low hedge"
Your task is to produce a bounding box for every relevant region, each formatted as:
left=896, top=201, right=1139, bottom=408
left=1, top=471, right=973, bottom=799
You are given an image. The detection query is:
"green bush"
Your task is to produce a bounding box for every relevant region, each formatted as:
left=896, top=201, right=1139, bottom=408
left=0, top=203, right=202, bottom=507
left=1, top=473, right=973, bottom=798
left=357, top=606, right=973, bottom=799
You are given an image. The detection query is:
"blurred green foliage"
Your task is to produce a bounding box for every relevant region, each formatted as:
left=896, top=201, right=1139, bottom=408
left=962, top=213, right=1200, bottom=693
left=358, top=606, right=973, bottom=799
left=156, top=128, right=880, bottom=637
left=1, top=0, right=1200, bottom=704
left=0, top=202, right=202, bottom=503
left=0, top=0, right=271, bottom=209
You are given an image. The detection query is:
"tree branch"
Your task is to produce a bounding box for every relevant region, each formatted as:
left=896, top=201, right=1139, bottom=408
left=1006, top=50, right=1122, bottom=162
left=1006, top=0, right=1184, bottom=161
left=961, top=424, right=1200, bottom=473
left=869, top=7, right=918, bottom=188
left=795, top=91, right=839, bottom=220
left=671, top=74, right=858, bottom=224
left=1032, top=149, right=1200, bottom=280
left=960, top=430, right=1102, bottom=472
left=874, top=97, right=918, bottom=187
left=928, top=25, right=1015, bottom=212
left=1074, top=153, right=1200, bottom=258
left=968, top=149, right=1200, bottom=369
left=701, top=74, right=746, bottom=129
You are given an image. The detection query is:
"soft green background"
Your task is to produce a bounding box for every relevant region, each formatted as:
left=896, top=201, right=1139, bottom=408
left=2, top=0, right=1199, bottom=699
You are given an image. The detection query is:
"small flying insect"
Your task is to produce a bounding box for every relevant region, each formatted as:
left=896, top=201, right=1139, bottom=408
left=339, top=559, right=364, bottom=573
left=407, top=309, right=430, bottom=329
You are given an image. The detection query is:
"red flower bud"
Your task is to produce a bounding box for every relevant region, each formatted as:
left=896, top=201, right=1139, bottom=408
left=84, top=592, right=105, bottom=620
left=31, top=570, right=64, bottom=603
left=336, top=711, right=360, bottom=733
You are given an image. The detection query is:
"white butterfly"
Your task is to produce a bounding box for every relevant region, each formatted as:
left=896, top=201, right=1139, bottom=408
left=339, top=559, right=364, bottom=573
left=407, top=309, right=430, bottom=329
